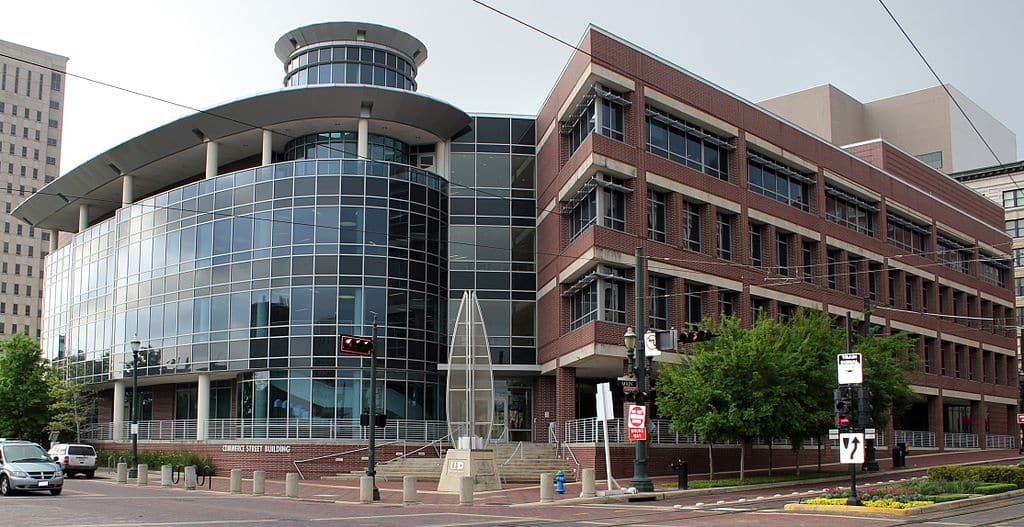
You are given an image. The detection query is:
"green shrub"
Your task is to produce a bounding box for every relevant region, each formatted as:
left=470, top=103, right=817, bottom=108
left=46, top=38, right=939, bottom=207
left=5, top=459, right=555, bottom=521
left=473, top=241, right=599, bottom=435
left=97, top=450, right=216, bottom=474
left=974, top=483, right=1017, bottom=495
left=928, top=494, right=970, bottom=503
left=906, top=478, right=980, bottom=495
left=927, top=465, right=1024, bottom=488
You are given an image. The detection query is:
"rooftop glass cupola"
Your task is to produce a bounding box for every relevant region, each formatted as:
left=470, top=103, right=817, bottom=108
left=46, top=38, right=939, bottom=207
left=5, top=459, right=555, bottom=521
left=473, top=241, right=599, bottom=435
left=275, top=22, right=427, bottom=91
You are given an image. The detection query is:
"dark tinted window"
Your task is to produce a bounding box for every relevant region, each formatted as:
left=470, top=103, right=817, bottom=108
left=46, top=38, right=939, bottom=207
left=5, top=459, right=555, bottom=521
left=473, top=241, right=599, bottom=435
left=475, top=117, right=510, bottom=144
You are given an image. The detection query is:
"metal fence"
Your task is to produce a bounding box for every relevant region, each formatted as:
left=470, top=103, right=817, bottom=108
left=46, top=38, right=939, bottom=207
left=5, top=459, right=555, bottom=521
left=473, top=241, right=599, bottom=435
left=80, top=419, right=449, bottom=442
left=894, top=430, right=936, bottom=449
left=985, top=434, right=1016, bottom=449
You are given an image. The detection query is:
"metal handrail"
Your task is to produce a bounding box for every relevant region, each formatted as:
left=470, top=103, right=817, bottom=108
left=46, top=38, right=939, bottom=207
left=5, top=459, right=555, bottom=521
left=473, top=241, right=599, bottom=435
left=501, top=441, right=524, bottom=466
left=379, top=434, right=452, bottom=466
left=292, top=439, right=402, bottom=479
left=560, top=441, right=583, bottom=479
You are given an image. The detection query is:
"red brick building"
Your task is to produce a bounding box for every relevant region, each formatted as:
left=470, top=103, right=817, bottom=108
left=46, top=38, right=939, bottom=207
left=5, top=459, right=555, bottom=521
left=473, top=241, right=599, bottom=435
left=535, top=25, right=1018, bottom=469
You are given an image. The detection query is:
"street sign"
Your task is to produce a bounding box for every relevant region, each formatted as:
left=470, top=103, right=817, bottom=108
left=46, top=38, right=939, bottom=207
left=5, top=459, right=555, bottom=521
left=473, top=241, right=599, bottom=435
left=839, top=432, right=865, bottom=464
left=627, top=404, right=647, bottom=441
left=828, top=428, right=839, bottom=440
left=864, top=428, right=876, bottom=439
left=644, top=331, right=661, bottom=357
left=1018, top=413, right=1024, bottom=424
left=596, top=383, right=614, bottom=422
left=837, top=353, right=863, bottom=385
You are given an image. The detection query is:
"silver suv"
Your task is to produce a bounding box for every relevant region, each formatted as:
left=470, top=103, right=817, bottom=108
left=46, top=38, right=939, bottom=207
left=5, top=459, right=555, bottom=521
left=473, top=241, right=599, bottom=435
left=48, top=443, right=97, bottom=479
left=0, top=440, right=63, bottom=496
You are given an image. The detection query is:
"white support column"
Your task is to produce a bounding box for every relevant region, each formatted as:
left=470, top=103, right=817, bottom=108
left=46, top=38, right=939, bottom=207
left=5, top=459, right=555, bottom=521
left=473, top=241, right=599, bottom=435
left=434, top=141, right=447, bottom=177
left=196, top=374, right=211, bottom=441
left=205, top=140, right=219, bottom=179
left=48, top=229, right=58, bottom=252
left=121, top=174, right=134, bottom=206
left=261, top=130, right=273, bottom=166
left=357, top=119, right=369, bottom=160
left=113, top=381, right=126, bottom=441
left=78, top=204, right=89, bottom=232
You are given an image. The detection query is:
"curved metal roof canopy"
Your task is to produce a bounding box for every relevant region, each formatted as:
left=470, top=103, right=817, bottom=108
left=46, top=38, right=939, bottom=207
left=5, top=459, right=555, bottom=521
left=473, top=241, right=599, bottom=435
left=15, top=85, right=470, bottom=232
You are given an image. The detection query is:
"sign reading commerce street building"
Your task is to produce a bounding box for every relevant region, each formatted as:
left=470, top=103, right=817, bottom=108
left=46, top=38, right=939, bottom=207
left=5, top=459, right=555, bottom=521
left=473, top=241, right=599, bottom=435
left=222, top=445, right=292, bottom=454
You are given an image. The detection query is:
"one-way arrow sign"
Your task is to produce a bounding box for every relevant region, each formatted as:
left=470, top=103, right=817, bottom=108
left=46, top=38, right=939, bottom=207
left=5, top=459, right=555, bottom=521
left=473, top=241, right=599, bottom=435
left=839, top=432, right=865, bottom=464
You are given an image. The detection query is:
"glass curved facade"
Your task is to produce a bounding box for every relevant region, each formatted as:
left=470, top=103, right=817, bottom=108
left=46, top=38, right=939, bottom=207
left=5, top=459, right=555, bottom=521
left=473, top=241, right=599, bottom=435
left=284, top=44, right=417, bottom=91
left=283, top=132, right=409, bottom=164
left=43, top=158, right=449, bottom=421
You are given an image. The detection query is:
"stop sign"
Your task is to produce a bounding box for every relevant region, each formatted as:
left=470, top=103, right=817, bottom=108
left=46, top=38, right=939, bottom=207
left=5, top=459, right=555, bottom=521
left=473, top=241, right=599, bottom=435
left=628, top=405, right=646, bottom=428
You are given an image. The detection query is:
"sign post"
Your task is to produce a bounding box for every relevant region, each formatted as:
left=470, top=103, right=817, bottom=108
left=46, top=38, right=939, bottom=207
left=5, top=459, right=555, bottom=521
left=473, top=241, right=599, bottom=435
left=595, top=383, right=615, bottom=492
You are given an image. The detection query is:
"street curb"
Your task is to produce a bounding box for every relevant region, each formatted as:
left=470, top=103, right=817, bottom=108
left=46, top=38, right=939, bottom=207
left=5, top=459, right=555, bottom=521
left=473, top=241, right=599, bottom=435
left=516, top=455, right=1022, bottom=507
left=784, top=487, right=1024, bottom=516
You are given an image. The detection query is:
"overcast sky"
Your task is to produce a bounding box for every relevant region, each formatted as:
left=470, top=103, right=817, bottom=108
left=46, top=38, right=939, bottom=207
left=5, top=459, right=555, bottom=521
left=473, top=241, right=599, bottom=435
left=5, top=0, right=1022, bottom=172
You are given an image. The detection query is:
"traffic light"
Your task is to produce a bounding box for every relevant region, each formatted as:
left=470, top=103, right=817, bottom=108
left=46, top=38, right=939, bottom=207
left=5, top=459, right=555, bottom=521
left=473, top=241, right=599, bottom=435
left=683, top=330, right=717, bottom=343
left=834, top=387, right=854, bottom=428
left=340, top=335, right=374, bottom=356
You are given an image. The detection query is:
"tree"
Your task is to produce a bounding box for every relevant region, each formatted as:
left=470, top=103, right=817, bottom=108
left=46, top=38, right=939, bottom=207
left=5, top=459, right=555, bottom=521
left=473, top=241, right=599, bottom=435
left=0, top=333, right=53, bottom=443
left=48, top=360, right=98, bottom=442
left=854, top=326, right=921, bottom=429
left=656, top=315, right=795, bottom=479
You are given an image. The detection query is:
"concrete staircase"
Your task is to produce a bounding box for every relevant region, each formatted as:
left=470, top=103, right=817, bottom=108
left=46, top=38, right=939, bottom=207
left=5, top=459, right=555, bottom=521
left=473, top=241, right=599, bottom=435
left=327, top=442, right=575, bottom=484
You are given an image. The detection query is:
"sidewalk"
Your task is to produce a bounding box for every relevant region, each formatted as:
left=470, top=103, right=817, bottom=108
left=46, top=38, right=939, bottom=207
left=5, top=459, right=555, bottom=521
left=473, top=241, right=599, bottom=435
left=110, top=448, right=1022, bottom=506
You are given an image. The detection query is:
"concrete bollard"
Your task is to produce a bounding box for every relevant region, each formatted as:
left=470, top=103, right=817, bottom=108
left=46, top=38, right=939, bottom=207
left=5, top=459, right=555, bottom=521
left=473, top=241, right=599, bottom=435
left=403, top=475, right=417, bottom=505
left=230, top=469, right=242, bottom=494
left=459, top=476, right=474, bottom=506
left=253, top=471, right=266, bottom=496
left=285, top=473, right=299, bottom=498
left=581, top=468, right=596, bottom=498
left=116, top=462, right=127, bottom=483
left=161, top=464, right=172, bottom=487
left=539, top=472, right=553, bottom=503
left=359, top=476, right=373, bottom=504
left=137, top=464, right=148, bottom=486
left=184, top=465, right=197, bottom=490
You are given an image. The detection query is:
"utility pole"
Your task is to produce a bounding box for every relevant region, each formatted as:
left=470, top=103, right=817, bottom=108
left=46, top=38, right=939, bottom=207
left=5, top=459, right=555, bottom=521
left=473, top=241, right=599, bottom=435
left=367, top=317, right=380, bottom=501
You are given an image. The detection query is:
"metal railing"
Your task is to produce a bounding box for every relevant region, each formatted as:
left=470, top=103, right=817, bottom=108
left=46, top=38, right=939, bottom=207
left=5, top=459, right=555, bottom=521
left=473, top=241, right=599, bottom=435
left=986, top=434, right=1016, bottom=449
left=81, top=418, right=449, bottom=442
left=894, top=430, right=936, bottom=449
left=944, top=432, right=979, bottom=449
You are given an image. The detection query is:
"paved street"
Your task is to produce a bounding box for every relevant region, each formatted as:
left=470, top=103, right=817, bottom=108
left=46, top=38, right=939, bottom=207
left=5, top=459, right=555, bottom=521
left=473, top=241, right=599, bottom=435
left=4, top=451, right=1024, bottom=527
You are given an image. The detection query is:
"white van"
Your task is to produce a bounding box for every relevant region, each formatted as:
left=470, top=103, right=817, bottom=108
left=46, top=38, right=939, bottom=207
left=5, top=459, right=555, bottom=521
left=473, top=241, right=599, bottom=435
left=47, top=443, right=97, bottom=479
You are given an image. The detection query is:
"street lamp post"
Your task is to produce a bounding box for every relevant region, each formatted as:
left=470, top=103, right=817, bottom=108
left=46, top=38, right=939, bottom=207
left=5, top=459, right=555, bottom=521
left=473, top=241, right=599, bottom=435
left=128, top=335, right=141, bottom=479
left=626, top=246, right=654, bottom=492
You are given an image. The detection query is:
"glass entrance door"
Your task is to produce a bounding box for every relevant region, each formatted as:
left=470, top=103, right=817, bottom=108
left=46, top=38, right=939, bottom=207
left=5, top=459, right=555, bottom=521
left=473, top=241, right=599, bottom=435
left=491, top=397, right=508, bottom=442
left=507, top=389, right=532, bottom=442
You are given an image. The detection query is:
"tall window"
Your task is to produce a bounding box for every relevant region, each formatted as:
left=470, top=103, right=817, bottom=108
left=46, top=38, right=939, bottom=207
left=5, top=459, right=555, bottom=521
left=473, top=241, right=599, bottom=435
left=827, top=250, right=840, bottom=290
left=719, top=291, right=737, bottom=317
left=648, top=190, right=666, bottom=242
left=685, top=283, right=704, bottom=325
left=868, top=263, right=881, bottom=301
left=567, top=267, right=630, bottom=330
left=802, top=240, right=815, bottom=284
left=749, top=223, right=763, bottom=268
left=683, top=201, right=701, bottom=252
left=565, top=85, right=628, bottom=156
left=717, top=213, right=732, bottom=260
left=776, top=232, right=790, bottom=276
left=937, top=235, right=970, bottom=274
left=1002, top=189, right=1024, bottom=208
left=567, top=176, right=628, bottom=240
left=1014, top=248, right=1024, bottom=267
left=848, top=258, right=860, bottom=296
left=979, top=257, right=1007, bottom=288
left=826, top=186, right=876, bottom=236
left=905, top=278, right=914, bottom=310
left=645, top=106, right=732, bottom=180
left=747, top=153, right=812, bottom=211
left=886, top=213, right=928, bottom=254
left=648, top=276, right=668, bottom=330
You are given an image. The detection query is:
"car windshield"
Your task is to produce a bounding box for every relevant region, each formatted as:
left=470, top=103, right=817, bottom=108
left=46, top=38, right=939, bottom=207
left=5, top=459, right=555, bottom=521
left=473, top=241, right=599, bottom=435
left=3, top=444, right=49, bottom=462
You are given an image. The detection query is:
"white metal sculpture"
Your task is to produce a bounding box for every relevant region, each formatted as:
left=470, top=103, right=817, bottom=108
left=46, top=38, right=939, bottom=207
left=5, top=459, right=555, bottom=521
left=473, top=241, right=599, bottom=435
left=446, top=290, right=494, bottom=449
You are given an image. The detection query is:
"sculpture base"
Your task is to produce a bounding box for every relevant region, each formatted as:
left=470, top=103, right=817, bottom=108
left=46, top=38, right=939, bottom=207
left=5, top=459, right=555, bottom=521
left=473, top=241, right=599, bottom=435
left=437, top=449, right=501, bottom=492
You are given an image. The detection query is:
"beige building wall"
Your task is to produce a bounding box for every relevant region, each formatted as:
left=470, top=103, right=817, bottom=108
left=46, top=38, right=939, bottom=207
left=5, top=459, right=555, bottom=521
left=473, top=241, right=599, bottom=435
left=760, top=84, right=1017, bottom=174
left=0, top=39, right=67, bottom=340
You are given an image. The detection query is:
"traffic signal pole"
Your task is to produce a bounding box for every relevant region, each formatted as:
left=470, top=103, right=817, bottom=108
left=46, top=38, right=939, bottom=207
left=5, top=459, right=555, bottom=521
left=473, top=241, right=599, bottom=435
left=630, top=246, right=654, bottom=493
left=367, top=317, right=380, bottom=501
left=845, top=314, right=861, bottom=506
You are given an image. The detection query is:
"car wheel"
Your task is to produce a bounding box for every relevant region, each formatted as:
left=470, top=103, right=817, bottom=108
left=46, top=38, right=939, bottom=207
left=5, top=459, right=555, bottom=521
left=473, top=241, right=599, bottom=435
left=49, top=487, right=62, bottom=496
left=0, top=475, right=13, bottom=496
left=85, top=471, right=95, bottom=479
